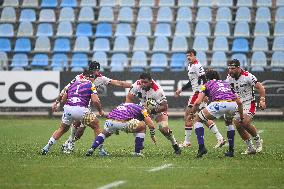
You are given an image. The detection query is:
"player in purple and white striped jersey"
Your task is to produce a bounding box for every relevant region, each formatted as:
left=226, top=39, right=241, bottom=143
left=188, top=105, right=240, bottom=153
left=41, top=71, right=104, bottom=155
left=86, top=103, right=156, bottom=157
left=190, top=69, right=244, bottom=158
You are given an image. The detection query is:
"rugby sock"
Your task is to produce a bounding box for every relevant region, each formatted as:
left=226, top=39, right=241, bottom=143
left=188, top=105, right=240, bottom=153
left=91, top=133, right=105, bottom=149
left=194, top=122, right=204, bottom=145
left=164, top=129, right=178, bottom=145
left=245, top=138, right=253, bottom=147
left=209, top=123, right=223, bottom=140
left=43, top=137, right=56, bottom=150
left=184, top=126, right=192, bottom=144
left=135, top=133, right=145, bottom=153
left=254, top=134, right=261, bottom=141
left=227, top=124, right=235, bottom=151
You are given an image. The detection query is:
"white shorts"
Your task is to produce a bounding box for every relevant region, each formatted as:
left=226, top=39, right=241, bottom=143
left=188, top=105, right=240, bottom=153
left=104, top=119, right=129, bottom=134
left=206, top=101, right=237, bottom=119
left=61, top=105, right=89, bottom=125
left=234, top=101, right=256, bottom=119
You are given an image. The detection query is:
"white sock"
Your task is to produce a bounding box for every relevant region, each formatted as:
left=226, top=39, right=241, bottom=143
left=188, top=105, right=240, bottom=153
left=184, top=127, right=192, bottom=144
left=43, top=137, right=56, bottom=151
left=135, top=133, right=146, bottom=138
left=209, top=124, right=223, bottom=140
left=245, top=138, right=254, bottom=147
left=70, top=126, right=78, bottom=142
left=227, top=124, right=235, bottom=131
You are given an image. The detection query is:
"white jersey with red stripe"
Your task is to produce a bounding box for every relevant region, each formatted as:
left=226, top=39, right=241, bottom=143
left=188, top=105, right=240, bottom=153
left=225, top=70, right=258, bottom=103
left=187, top=60, right=205, bottom=93
left=129, top=79, right=167, bottom=106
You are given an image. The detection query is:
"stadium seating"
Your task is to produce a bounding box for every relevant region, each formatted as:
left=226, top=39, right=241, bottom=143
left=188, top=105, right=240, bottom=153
left=274, top=22, right=284, bottom=36
left=236, top=0, right=252, bottom=7
left=175, top=21, right=190, bottom=36
left=216, top=0, right=232, bottom=7
left=73, top=37, right=90, bottom=52
left=139, top=0, right=155, bottom=7
left=157, top=7, right=173, bottom=22
left=31, top=54, right=49, bottom=70
left=19, top=9, right=36, bottom=22
left=196, top=7, right=212, bottom=22
left=170, top=53, right=186, bottom=71
left=61, top=0, right=77, bottom=7
left=0, top=38, right=11, bottom=51
left=275, top=7, right=284, bottom=21
left=271, top=51, right=284, bottom=71
left=212, top=36, right=228, bottom=51
left=130, top=51, right=148, bottom=72
left=41, top=0, right=57, bottom=7
left=256, top=0, right=272, bottom=7
left=194, top=22, right=210, bottom=36
left=22, top=0, right=39, bottom=7
left=214, top=22, right=230, bottom=36
left=137, top=7, right=153, bottom=22
left=92, top=51, right=108, bottom=71
left=76, top=23, right=93, bottom=36
left=98, top=7, right=114, bottom=22
left=198, top=0, right=212, bottom=7
left=3, top=0, right=19, bottom=6
left=100, top=0, right=116, bottom=6
left=0, top=52, right=8, bottom=70
left=234, top=22, right=250, bottom=37
left=95, top=23, right=112, bottom=37
left=39, top=9, right=56, bottom=22
left=159, top=0, right=175, bottom=7
left=34, top=37, right=51, bottom=52
left=119, top=0, right=135, bottom=7
left=272, top=37, right=284, bottom=51
left=171, top=36, right=188, bottom=52
left=252, top=37, right=268, bottom=51
left=115, top=23, right=132, bottom=36
left=235, top=7, right=251, bottom=22
left=133, top=36, right=149, bottom=51
left=196, top=51, right=208, bottom=67
left=135, top=21, right=151, bottom=36
left=110, top=53, right=128, bottom=72
left=193, top=36, right=209, bottom=51
left=250, top=51, right=267, bottom=72
left=231, top=53, right=248, bottom=68
left=255, top=7, right=271, bottom=22
left=254, top=22, right=270, bottom=36
left=232, top=38, right=249, bottom=53
left=0, top=24, right=14, bottom=37
left=36, top=23, right=53, bottom=36
left=11, top=53, right=29, bottom=70
left=59, top=7, right=75, bottom=22
left=78, top=7, right=94, bottom=22
left=14, top=38, right=31, bottom=52
left=80, top=0, right=97, bottom=7
left=93, top=38, right=110, bottom=51
left=152, top=36, right=169, bottom=52
left=51, top=54, right=68, bottom=71
left=216, top=7, right=232, bottom=22
left=150, top=53, right=168, bottom=72
left=0, top=7, right=16, bottom=22
left=178, top=0, right=194, bottom=6
left=70, top=53, right=88, bottom=70
left=17, top=22, right=33, bottom=37
left=210, top=51, right=227, bottom=71
left=176, top=7, right=193, bottom=22
left=57, top=22, right=73, bottom=37
left=118, top=7, right=133, bottom=22
left=154, top=23, right=172, bottom=37
left=113, top=36, right=130, bottom=52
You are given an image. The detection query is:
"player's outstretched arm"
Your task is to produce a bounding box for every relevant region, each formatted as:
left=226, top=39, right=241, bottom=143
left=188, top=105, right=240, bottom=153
left=110, top=80, right=132, bottom=88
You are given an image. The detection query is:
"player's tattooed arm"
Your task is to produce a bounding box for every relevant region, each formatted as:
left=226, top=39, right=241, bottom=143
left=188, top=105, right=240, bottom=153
left=110, top=79, right=132, bottom=88
left=175, top=81, right=191, bottom=97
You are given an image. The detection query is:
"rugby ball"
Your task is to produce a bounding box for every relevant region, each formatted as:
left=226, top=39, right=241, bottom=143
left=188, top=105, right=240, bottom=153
left=146, top=99, right=157, bottom=110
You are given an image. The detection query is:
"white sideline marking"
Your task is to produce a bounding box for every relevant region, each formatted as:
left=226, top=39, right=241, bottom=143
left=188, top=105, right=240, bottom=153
left=97, top=181, right=126, bottom=189
left=148, top=164, right=173, bottom=172
left=258, top=130, right=264, bottom=134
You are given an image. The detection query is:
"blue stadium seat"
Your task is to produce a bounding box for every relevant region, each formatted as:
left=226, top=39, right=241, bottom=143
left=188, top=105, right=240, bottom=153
left=150, top=53, right=168, bottom=72
left=170, top=53, right=186, bottom=72
left=11, top=53, right=29, bottom=70
left=139, top=0, right=154, bottom=6
left=214, top=21, right=230, bottom=36
left=110, top=53, right=128, bottom=72
left=276, top=0, right=284, bottom=6
left=0, top=52, right=8, bottom=70
left=73, top=37, right=90, bottom=52
left=216, top=0, right=233, bottom=7
left=115, top=23, right=132, bottom=36
left=232, top=38, right=249, bottom=53
left=53, top=38, right=71, bottom=52
left=154, top=23, right=171, bottom=37
left=271, top=51, right=284, bottom=71
left=39, top=9, right=56, bottom=22
left=274, top=22, right=284, bottom=36
left=113, top=36, right=129, bottom=52
left=17, top=22, right=33, bottom=37
left=93, top=38, right=110, bottom=51
left=152, top=36, right=169, bottom=52
left=135, top=21, right=151, bottom=36
left=198, top=0, right=212, bottom=7
left=194, top=21, right=210, bottom=36
left=0, top=38, right=11, bottom=51
left=119, top=0, right=135, bottom=6
left=252, top=37, right=268, bottom=51
left=118, top=7, right=133, bottom=22
left=22, top=0, right=38, bottom=7
left=216, top=7, right=232, bottom=22
left=159, top=0, right=175, bottom=6
left=41, top=0, right=57, bottom=7
left=56, top=22, right=73, bottom=37
left=60, top=0, right=77, bottom=7
left=78, top=7, right=94, bottom=22
left=196, top=7, right=212, bottom=22
left=34, top=37, right=51, bottom=52
left=80, top=0, right=97, bottom=7
left=70, top=53, right=88, bottom=69
left=250, top=51, right=267, bottom=72
left=19, top=9, right=36, bottom=22
left=255, top=7, right=271, bottom=22
left=176, top=7, right=192, bottom=22
left=171, top=36, right=188, bottom=52
left=193, top=36, right=209, bottom=51
left=3, top=0, right=19, bottom=6
left=92, top=51, right=108, bottom=71
left=133, top=36, right=149, bottom=51
left=231, top=53, right=248, bottom=68
left=272, top=37, right=284, bottom=51
left=36, top=23, right=53, bottom=36
left=137, top=7, right=152, bottom=22
left=98, top=7, right=114, bottom=22
left=0, top=7, right=16, bottom=22
left=76, top=23, right=93, bottom=36
left=0, top=24, right=14, bottom=37
left=59, top=7, right=75, bottom=22
left=51, top=53, right=68, bottom=71
left=210, top=51, right=227, bottom=71
left=130, top=51, right=147, bottom=72
left=14, top=38, right=31, bottom=52
left=234, top=22, right=250, bottom=37
left=256, top=0, right=271, bottom=7
left=254, top=22, right=270, bottom=36
left=178, top=0, right=194, bottom=6
left=276, top=7, right=284, bottom=21
left=100, top=0, right=116, bottom=6
left=157, top=7, right=173, bottom=22
left=95, top=23, right=112, bottom=37
left=235, top=7, right=251, bottom=22
left=236, top=0, right=252, bottom=7
left=196, top=51, right=208, bottom=67
left=175, top=21, right=191, bottom=36
left=31, top=54, right=49, bottom=70
left=212, top=36, right=228, bottom=51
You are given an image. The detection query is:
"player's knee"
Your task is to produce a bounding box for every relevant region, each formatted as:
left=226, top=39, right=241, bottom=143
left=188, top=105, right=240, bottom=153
left=197, top=110, right=208, bottom=123
left=157, top=121, right=168, bottom=130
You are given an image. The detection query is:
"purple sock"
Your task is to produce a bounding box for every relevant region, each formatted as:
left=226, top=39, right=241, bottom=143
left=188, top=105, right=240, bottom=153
left=227, top=130, right=235, bottom=150
left=91, top=135, right=104, bottom=149
left=195, top=127, right=204, bottom=145
left=135, top=137, right=144, bottom=153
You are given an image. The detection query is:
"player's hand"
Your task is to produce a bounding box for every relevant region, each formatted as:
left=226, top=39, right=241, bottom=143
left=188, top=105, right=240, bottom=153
left=174, top=89, right=182, bottom=98
left=98, top=110, right=107, bottom=117
left=51, top=102, right=60, bottom=112
left=239, top=117, right=244, bottom=123
left=259, top=101, right=266, bottom=110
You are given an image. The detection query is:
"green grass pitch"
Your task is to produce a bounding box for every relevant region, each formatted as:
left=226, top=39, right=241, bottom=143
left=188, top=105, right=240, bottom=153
left=0, top=117, right=283, bottom=189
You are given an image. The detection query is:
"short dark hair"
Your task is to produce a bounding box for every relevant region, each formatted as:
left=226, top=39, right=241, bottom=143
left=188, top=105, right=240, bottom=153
left=83, top=70, right=94, bottom=78
left=186, top=49, right=196, bottom=56
left=88, top=61, right=100, bottom=71
left=205, top=69, right=220, bottom=80
left=139, top=72, right=152, bottom=80
left=228, top=59, right=240, bottom=68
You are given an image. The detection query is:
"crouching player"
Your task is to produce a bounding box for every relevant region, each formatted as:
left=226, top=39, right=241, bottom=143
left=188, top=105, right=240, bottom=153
left=190, top=69, right=244, bottom=158
left=85, top=103, right=156, bottom=157
left=41, top=71, right=105, bottom=155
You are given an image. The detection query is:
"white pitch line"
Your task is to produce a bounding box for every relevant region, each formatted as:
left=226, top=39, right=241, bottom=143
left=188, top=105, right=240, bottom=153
left=258, top=130, right=264, bottom=134
left=97, top=180, right=126, bottom=189
left=148, top=163, right=173, bottom=172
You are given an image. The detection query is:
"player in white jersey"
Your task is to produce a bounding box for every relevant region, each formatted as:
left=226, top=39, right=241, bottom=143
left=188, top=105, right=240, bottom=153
left=126, top=72, right=181, bottom=155
left=175, top=49, right=225, bottom=148
left=225, top=59, right=266, bottom=155
left=52, top=61, right=132, bottom=155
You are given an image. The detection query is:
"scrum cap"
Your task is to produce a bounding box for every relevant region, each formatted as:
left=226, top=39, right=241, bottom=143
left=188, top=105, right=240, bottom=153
left=228, top=59, right=240, bottom=68
left=88, top=61, right=100, bottom=71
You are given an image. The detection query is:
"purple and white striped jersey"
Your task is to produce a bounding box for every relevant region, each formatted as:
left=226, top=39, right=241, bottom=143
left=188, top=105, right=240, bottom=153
left=66, top=80, right=97, bottom=107
left=201, top=80, right=237, bottom=102
left=107, top=103, right=146, bottom=121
